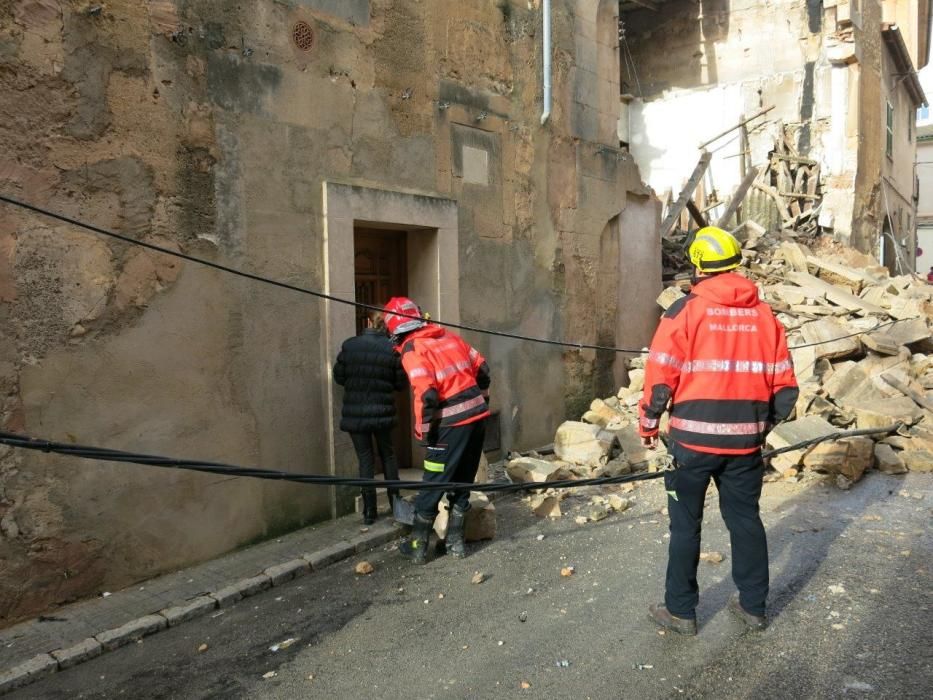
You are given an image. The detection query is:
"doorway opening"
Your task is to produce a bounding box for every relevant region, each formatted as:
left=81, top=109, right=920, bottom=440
left=353, top=226, right=413, bottom=469
left=323, top=181, right=460, bottom=516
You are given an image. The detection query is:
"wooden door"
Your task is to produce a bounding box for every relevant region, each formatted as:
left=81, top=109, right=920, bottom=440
left=353, top=228, right=412, bottom=469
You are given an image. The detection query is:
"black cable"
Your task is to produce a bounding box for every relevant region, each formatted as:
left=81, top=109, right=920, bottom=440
left=788, top=317, right=911, bottom=350
left=0, top=194, right=644, bottom=354
left=0, top=424, right=903, bottom=495
left=0, top=194, right=914, bottom=356
left=0, top=430, right=665, bottom=492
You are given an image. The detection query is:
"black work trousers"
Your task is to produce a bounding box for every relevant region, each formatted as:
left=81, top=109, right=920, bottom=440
left=664, top=443, right=768, bottom=619
left=414, top=421, right=486, bottom=519
left=349, top=429, right=399, bottom=501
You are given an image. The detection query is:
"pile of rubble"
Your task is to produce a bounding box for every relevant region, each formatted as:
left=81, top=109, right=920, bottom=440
left=507, top=235, right=932, bottom=510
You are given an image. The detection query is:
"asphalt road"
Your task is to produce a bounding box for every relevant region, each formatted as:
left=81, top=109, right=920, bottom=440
left=14, top=471, right=932, bottom=700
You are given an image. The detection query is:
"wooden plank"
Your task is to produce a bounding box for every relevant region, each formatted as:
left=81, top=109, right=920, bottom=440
left=773, top=153, right=818, bottom=166
left=779, top=191, right=821, bottom=200
left=698, top=105, right=775, bottom=150
left=716, top=166, right=761, bottom=227
left=753, top=181, right=793, bottom=221
left=659, top=151, right=713, bottom=237
left=685, top=199, right=708, bottom=227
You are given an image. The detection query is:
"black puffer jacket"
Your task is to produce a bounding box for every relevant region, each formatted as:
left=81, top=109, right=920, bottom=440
left=333, top=329, right=407, bottom=433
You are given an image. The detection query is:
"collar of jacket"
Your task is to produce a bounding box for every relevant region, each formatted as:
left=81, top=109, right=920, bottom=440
left=690, top=272, right=759, bottom=308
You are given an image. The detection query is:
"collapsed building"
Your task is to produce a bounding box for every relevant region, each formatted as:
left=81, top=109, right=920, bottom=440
left=620, top=0, right=929, bottom=272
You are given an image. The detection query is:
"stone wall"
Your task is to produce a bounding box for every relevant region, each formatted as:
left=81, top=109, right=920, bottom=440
left=0, top=0, right=659, bottom=623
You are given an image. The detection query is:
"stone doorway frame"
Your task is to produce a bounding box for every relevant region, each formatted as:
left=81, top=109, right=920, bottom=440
left=321, top=180, right=460, bottom=517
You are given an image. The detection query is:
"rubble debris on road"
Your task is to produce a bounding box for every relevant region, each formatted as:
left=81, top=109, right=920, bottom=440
left=269, top=638, right=297, bottom=652
left=471, top=572, right=487, bottom=585
left=354, top=561, right=374, bottom=575
left=699, top=551, right=725, bottom=564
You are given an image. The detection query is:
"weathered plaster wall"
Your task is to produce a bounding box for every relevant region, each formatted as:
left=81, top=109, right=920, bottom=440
left=0, top=0, right=659, bottom=622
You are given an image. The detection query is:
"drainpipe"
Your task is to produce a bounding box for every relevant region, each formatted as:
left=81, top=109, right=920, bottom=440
left=541, top=0, right=551, bottom=124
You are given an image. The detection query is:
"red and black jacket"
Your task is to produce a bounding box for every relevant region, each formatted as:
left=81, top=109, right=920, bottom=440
left=396, top=324, right=491, bottom=440
left=638, top=273, right=799, bottom=455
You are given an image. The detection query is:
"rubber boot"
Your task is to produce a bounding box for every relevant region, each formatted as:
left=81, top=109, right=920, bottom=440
left=446, top=504, right=469, bottom=559
left=398, top=513, right=433, bottom=564
left=362, top=489, right=377, bottom=526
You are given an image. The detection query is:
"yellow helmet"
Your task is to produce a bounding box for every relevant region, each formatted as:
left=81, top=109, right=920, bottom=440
left=687, top=226, right=743, bottom=272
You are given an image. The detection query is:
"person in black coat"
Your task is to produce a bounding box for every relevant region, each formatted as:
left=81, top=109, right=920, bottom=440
left=333, top=309, right=408, bottom=524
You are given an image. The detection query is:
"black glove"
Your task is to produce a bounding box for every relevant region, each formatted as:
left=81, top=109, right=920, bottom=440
left=426, top=421, right=440, bottom=447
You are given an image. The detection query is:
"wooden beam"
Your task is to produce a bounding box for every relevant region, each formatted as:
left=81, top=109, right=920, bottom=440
left=716, top=166, right=761, bottom=227
left=685, top=199, right=708, bottom=227
left=753, top=181, right=792, bottom=222
left=698, top=105, right=775, bottom=150
left=771, top=153, right=818, bottom=166
left=659, top=151, right=713, bottom=238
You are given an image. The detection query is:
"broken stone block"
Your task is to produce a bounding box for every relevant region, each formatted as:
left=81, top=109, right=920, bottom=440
left=800, top=318, right=861, bottom=360
left=554, top=421, right=614, bottom=465
left=854, top=397, right=922, bottom=430
left=790, top=345, right=818, bottom=383
left=529, top=494, right=563, bottom=518
left=582, top=398, right=625, bottom=429
left=802, top=437, right=874, bottom=482
left=433, top=493, right=496, bottom=541
left=765, top=416, right=837, bottom=473
left=607, top=494, right=631, bottom=512
left=901, top=448, right=933, bottom=472
left=589, top=503, right=610, bottom=521
left=775, top=241, right=810, bottom=272
left=822, top=361, right=859, bottom=400
left=594, top=456, right=632, bottom=477
left=613, top=423, right=668, bottom=470
left=886, top=318, right=932, bottom=349
left=656, top=286, right=685, bottom=311
left=861, top=332, right=900, bottom=356
left=873, top=443, right=907, bottom=474
left=806, top=255, right=876, bottom=293
left=627, top=368, right=645, bottom=392
left=506, top=457, right=573, bottom=483
left=475, top=453, right=489, bottom=484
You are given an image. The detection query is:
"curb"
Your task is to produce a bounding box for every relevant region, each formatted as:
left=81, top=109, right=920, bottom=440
left=0, top=521, right=404, bottom=695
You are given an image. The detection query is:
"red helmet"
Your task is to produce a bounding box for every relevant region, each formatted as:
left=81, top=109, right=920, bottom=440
left=383, top=296, right=426, bottom=336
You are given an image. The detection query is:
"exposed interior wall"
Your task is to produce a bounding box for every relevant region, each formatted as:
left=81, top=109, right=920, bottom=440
left=623, top=0, right=923, bottom=257
left=624, top=0, right=831, bottom=229
left=0, top=0, right=659, bottom=622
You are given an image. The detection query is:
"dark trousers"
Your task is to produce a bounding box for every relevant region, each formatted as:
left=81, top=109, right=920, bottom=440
left=349, top=429, right=399, bottom=502
left=414, top=421, right=486, bottom=519
left=664, top=443, right=769, bottom=618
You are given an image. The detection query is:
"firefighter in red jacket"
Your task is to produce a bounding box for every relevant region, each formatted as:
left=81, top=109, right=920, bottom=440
left=383, top=297, right=491, bottom=564
left=639, top=227, right=798, bottom=635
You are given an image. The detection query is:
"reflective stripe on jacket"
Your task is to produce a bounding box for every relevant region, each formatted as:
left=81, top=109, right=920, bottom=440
left=396, top=324, right=491, bottom=439
left=638, top=273, right=799, bottom=455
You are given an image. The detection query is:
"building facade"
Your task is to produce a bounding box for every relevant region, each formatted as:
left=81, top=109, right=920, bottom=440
left=0, top=0, right=660, bottom=623
left=620, top=0, right=929, bottom=272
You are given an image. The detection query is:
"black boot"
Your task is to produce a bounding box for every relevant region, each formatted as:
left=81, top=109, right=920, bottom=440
left=362, top=489, right=377, bottom=525
left=446, top=504, right=469, bottom=559
left=399, top=513, right=434, bottom=564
